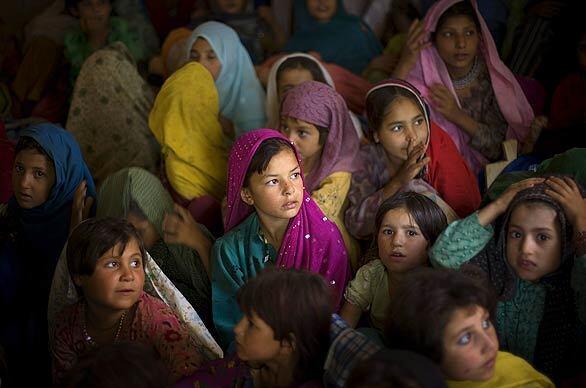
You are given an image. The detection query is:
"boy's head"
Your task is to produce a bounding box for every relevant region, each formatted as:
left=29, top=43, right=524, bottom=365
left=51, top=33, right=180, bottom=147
left=385, top=268, right=498, bottom=382
left=234, top=268, right=333, bottom=382
left=12, top=136, right=55, bottom=209
left=67, top=217, right=146, bottom=309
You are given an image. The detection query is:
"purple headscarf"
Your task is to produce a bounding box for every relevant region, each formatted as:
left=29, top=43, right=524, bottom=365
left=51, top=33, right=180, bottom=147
left=280, top=81, right=360, bottom=192
left=224, top=129, right=350, bottom=308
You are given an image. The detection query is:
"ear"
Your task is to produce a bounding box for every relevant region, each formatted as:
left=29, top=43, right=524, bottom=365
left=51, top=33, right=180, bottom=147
left=240, top=188, right=254, bottom=206
left=73, top=274, right=84, bottom=287
left=279, top=333, right=296, bottom=356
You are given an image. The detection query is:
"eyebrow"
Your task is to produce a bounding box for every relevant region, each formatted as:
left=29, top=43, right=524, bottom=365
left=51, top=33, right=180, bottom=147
left=509, top=224, right=554, bottom=233
left=263, top=166, right=300, bottom=178
left=381, top=224, right=420, bottom=229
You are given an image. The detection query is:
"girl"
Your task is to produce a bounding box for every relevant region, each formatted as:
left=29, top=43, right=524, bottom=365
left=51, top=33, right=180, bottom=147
left=430, top=177, right=586, bottom=380
left=283, top=0, right=381, bottom=75
left=67, top=42, right=160, bottom=185
left=149, top=61, right=229, bottom=235
left=341, top=192, right=447, bottom=334
left=280, top=80, right=360, bottom=267
left=0, top=123, right=95, bottom=385
left=52, top=217, right=206, bottom=385
left=345, top=79, right=480, bottom=240
left=394, top=0, right=534, bottom=173
left=176, top=268, right=331, bottom=387
left=186, top=21, right=266, bottom=137
left=96, top=167, right=214, bottom=329
left=212, top=129, right=349, bottom=347
left=385, top=268, right=554, bottom=387
left=264, top=52, right=370, bottom=131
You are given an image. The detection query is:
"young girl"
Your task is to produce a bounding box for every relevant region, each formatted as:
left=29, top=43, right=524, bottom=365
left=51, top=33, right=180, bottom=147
left=149, top=61, right=229, bottom=235
left=430, top=177, right=586, bottom=380
left=280, top=80, right=360, bottom=267
left=186, top=21, right=266, bottom=136
left=176, top=268, right=331, bottom=387
left=394, top=0, right=534, bottom=173
left=385, top=268, right=554, bottom=387
left=0, top=123, right=95, bottom=385
left=212, top=129, right=349, bottom=347
left=345, top=79, right=480, bottom=240
left=340, top=192, right=447, bottom=333
left=283, top=0, right=381, bottom=75
left=52, top=217, right=205, bottom=385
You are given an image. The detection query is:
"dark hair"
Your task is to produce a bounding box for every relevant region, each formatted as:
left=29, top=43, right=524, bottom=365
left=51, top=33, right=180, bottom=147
left=60, top=342, right=170, bottom=388
left=434, top=0, right=481, bottom=39
left=237, top=268, right=334, bottom=383
left=374, top=192, right=448, bottom=246
left=384, top=268, right=496, bottom=364
left=243, top=137, right=295, bottom=187
left=67, top=217, right=146, bottom=279
left=15, top=136, right=53, bottom=163
left=366, top=86, right=426, bottom=137
left=276, top=56, right=327, bottom=87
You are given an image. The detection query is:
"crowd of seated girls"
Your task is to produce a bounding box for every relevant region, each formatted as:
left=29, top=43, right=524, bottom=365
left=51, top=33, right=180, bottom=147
left=1, top=0, right=585, bottom=387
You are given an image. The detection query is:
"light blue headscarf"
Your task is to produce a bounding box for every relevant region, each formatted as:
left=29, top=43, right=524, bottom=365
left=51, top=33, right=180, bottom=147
left=186, top=21, right=266, bottom=137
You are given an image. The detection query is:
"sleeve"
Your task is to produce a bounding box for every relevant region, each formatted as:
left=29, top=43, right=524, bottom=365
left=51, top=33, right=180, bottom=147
left=51, top=309, right=79, bottom=386
left=571, top=254, right=586, bottom=325
left=211, top=237, right=247, bottom=348
left=344, top=261, right=380, bottom=312
left=430, top=212, right=494, bottom=269
left=311, top=172, right=352, bottom=222
left=147, top=300, right=203, bottom=382
left=428, top=125, right=481, bottom=218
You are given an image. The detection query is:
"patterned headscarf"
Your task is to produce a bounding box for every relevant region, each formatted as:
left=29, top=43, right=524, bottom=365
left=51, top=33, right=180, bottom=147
left=280, top=81, right=360, bottom=192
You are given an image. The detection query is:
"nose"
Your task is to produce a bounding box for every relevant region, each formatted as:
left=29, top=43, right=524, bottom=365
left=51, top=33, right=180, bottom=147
left=479, top=329, right=498, bottom=354
left=233, top=316, right=246, bottom=337
left=404, top=124, right=418, bottom=144
left=18, top=172, right=33, bottom=190
left=455, top=34, right=466, bottom=49
left=391, top=231, right=404, bottom=247
left=120, top=264, right=135, bottom=282
left=282, top=179, right=295, bottom=196
left=520, top=236, right=535, bottom=256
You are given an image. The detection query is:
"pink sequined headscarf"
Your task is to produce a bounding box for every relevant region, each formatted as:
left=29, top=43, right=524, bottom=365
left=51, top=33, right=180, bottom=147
left=406, top=0, right=534, bottom=174
left=224, top=129, right=350, bottom=307
left=280, top=81, right=360, bottom=192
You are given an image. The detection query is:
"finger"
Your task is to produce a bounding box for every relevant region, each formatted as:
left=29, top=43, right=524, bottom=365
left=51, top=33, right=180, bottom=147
left=545, top=177, right=571, bottom=194
left=407, top=19, right=419, bottom=36
left=561, top=176, right=579, bottom=193
left=544, top=188, right=567, bottom=205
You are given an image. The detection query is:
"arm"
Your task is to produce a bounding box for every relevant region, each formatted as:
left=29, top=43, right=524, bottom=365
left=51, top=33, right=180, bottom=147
left=340, top=262, right=379, bottom=328
left=339, top=302, right=363, bottom=329
left=311, top=172, right=351, bottom=222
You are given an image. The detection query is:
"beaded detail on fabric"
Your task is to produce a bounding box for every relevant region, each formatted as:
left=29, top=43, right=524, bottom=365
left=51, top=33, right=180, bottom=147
left=452, top=56, right=481, bottom=90
left=83, top=309, right=127, bottom=347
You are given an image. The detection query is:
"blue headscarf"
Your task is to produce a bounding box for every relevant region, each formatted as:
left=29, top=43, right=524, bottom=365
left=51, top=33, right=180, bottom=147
left=186, top=21, right=266, bottom=137
left=284, top=0, right=382, bottom=75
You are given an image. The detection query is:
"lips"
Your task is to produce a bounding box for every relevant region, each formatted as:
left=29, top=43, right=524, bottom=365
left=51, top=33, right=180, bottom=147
left=116, top=289, right=135, bottom=295
left=518, top=259, right=537, bottom=271
left=17, top=192, right=33, bottom=201
left=482, top=354, right=497, bottom=371
left=282, top=201, right=298, bottom=210
left=388, top=252, right=407, bottom=261
left=454, top=53, right=470, bottom=61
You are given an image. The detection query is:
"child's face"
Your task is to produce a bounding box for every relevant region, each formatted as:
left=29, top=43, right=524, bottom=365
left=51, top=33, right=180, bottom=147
left=126, top=213, right=160, bottom=250
left=75, top=0, right=111, bottom=32
left=374, top=97, right=428, bottom=166
left=189, top=38, right=222, bottom=80
left=216, top=0, right=246, bottom=14
left=435, top=15, right=480, bottom=77
left=12, top=149, right=55, bottom=209
left=241, top=148, right=304, bottom=222
left=280, top=117, right=324, bottom=164
left=506, top=203, right=562, bottom=282
left=441, top=306, right=498, bottom=382
left=377, top=207, right=429, bottom=273
left=75, top=238, right=145, bottom=311
left=234, top=311, right=288, bottom=363
left=277, top=68, right=314, bottom=100
left=306, top=0, right=337, bottom=22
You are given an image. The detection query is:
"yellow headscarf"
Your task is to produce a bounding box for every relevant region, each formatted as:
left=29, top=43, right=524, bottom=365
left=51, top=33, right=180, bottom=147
left=149, top=62, right=228, bottom=201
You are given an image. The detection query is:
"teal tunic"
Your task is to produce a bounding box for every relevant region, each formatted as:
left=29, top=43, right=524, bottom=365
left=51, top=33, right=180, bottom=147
left=211, top=213, right=277, bottom=347
left=430, top=213, right=586, bottom=363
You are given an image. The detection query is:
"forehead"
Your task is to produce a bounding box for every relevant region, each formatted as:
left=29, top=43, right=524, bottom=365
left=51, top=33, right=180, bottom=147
left=192, top=37, right=214, bottom=51
left=438, top=14, right=476, bottom=30
left=15, top=149, right=53, bottom=168
left=444, top=305, right=484, bottom=334
left=282, top=116, right=315, bottom=127
left=98, top=238, right=141, bottom=260
left=381, top=207, right=417, bottom=226
left=509, top=202, right=558, bottom=228
left=258, top=148, right=298, bottom=176
left=384, top=97, right=423, bottom=120
left=278, top=67, right=314, bottom=84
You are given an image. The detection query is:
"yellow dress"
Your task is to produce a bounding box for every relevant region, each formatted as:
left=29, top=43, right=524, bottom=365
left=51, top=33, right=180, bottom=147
left=447, top=352, right=554, bottom=388
left=311, top=171, right=360, bottom=270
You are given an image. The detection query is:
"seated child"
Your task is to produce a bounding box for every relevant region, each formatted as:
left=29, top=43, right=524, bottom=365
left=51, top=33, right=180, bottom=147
left=52, top=217, right=204, bottom=385
left=340, top=192, right=447, bottom=334
left=385, top=268, right=554, bottom=387
left=212, top=129, right=349, bottom=347
left=176, top=268, right=331, bottom=387
left=430, top=177, right=586, bottom=380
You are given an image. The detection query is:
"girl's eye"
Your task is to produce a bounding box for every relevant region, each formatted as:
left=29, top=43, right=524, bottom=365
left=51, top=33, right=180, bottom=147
left=190, top=52, right=199, bottom=60
left=407, top=230, right=418, bottom=237
left=298, top=130, right=308, bottom=138
left=266, top=179, right=279, bottom=186
left=105, top=261, right=119, bottom=269
left=14, top=165, right=24, bottom=174
left=537, top=234, right=550, bottom=242
left=291, top=172, right=301, bottom=180
left=382, top=228, right=393, bottom=235
left=281, top=126, right=289, bottom=133
left=457, top=332, right=471, bottom=345
left=509, top=231, right=522, bottom=239
left=443, top=31, right=453, bottom=38
left=207, top=53, right=217, bottom=60
left=130, top=259, right=142, bottom=268
left=34, top=170, right=45, bottom=178
left=482, top=319, right=491, bottom=330
left=414, top=118, right=424, bottom=126
left=465, top=30, right=476, bottom=37
left=390, top=125, right=402, bottom=132
left=247, top=318, right=255, bottom=329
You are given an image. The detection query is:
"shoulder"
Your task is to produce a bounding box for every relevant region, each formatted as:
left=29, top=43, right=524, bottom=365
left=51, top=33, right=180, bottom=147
left=213, top=214, right=257, bottom=254
left=356, top=259, right=385, bottom=279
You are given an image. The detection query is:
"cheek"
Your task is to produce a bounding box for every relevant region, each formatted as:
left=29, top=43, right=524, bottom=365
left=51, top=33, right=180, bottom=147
left=442, top=347, right=479, bottom=380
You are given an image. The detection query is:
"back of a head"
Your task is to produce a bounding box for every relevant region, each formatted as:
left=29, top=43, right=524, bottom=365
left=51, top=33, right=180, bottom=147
left=238, top=268, right=334, bottom=382
left=60, top=342, right=170, bottom=388
left=384, top=268, right=495, bottom=364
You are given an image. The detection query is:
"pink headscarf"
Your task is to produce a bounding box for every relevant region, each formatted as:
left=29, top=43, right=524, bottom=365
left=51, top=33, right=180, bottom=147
left=280, top=81, right=360, bottom=192
left=406, top=0, right=534, bottom=174
left=224, top=129, right=350, bottom=307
